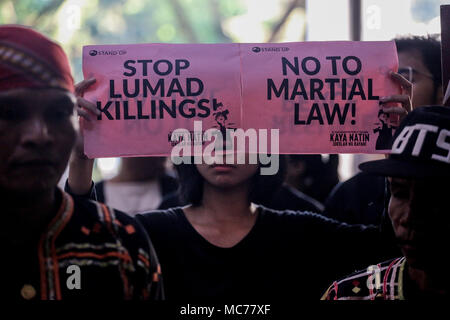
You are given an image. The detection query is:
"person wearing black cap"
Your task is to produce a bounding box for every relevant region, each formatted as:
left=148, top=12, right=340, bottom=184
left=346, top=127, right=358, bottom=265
left=324, top=35, right=443, bottom=226
left=321, top=105, right=450, bottom=300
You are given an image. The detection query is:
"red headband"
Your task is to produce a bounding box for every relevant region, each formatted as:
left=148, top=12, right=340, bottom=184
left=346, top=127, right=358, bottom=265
left=0, top=25, right=74, bottom=92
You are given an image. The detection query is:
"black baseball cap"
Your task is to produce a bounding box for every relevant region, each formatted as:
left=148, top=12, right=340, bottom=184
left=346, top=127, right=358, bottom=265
left=359, top=106, right=450, bottom=178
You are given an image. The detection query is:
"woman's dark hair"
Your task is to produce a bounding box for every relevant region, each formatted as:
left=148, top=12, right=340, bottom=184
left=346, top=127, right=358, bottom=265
left=378, top=109, right=388, bottom=117
left=214, top=110, right=229, bottom=121
left=175, top=155, right=287, bottom=206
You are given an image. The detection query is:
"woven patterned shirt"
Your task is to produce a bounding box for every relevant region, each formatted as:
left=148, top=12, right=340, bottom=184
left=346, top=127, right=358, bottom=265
left=321, top=257, right=406, bottom=300
left=2, top=189, right=163, bottom=300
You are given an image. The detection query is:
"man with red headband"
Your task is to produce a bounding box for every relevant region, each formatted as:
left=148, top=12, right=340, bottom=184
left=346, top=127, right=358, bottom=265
left=0, top=25, right=162, bottom=300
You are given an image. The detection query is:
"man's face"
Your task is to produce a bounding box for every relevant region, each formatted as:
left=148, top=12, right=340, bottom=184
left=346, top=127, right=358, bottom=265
left=388, top=177, right=449, bottom=271
left=398, top=50, right=437, bottom=109
left=0, top=88, right=76, bottom=194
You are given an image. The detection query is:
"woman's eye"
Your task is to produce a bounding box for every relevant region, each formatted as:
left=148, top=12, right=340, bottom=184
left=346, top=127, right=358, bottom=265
left=55, top=110, right=70, bottom=118
left=0, top=105, right=24, bottom=120
left=47, top=106, right=73, bottom=120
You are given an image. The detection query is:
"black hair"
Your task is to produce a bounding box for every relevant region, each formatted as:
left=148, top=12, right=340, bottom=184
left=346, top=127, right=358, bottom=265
left=214, top=110, right=229, bottom=121
left=175, top=155, right=287, bottom=206
left=395, top=35, right=442, bottom=101
left=378, top=109, right=389, bottom=117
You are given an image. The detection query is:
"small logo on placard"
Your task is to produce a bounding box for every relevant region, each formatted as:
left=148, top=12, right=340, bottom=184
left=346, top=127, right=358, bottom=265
left=88, top=49, right=127, bottom=56
left=252, top=46, right=290, bottom=53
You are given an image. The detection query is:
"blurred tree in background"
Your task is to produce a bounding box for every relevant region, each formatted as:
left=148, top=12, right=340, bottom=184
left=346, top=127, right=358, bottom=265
left=0, top=0, right=306, bottom=81
left=0, top=0, right=306, bottom=180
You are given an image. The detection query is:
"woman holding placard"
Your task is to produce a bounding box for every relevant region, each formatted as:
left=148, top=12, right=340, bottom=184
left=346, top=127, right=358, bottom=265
left=68, top=74, right=409, bottom=300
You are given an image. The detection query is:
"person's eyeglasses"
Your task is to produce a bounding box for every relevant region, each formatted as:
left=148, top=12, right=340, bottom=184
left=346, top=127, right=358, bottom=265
left=397, top=66, right=434, bottom=83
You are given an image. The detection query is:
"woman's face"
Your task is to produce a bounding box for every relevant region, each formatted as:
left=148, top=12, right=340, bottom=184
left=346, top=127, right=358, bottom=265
left=196, top=161, right=259, bottom=189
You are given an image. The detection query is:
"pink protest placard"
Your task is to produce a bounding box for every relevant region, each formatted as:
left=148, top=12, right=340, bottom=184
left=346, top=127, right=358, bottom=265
left=82, top=43, right=242, bottom=158
left=82, top=41, right=399, bottom=158
left=240, top=41, right=400, bottom=153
